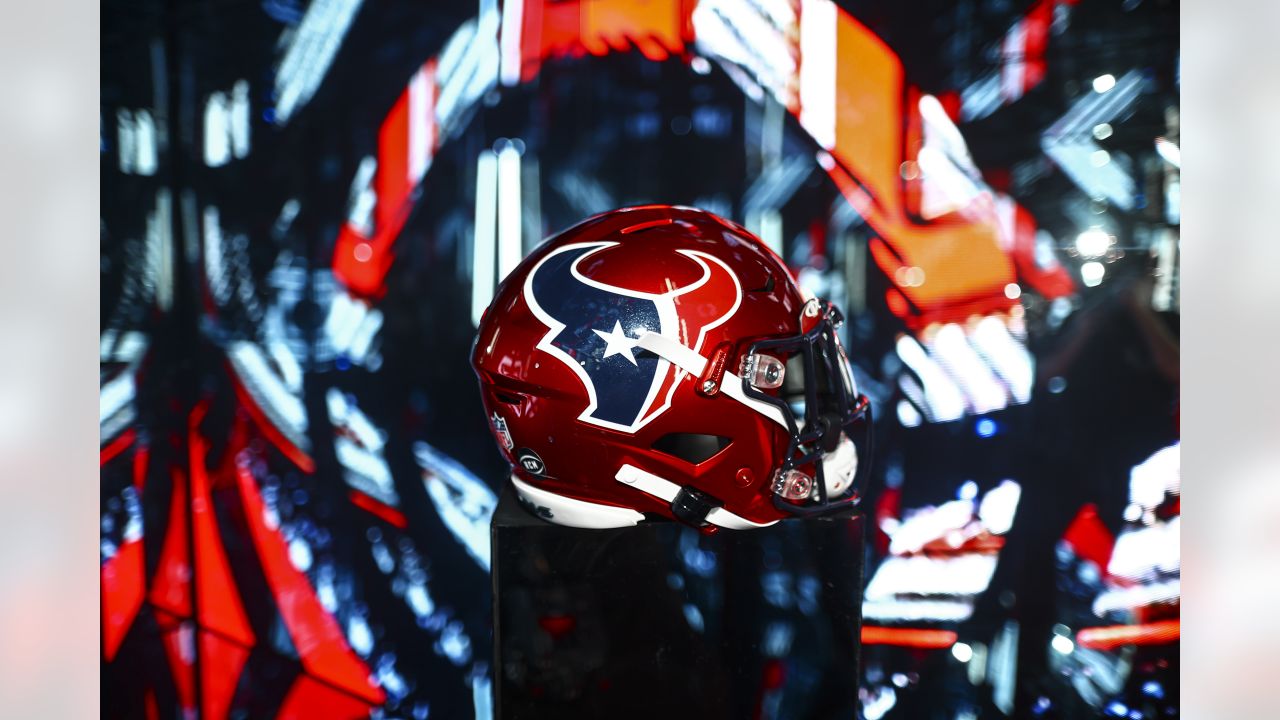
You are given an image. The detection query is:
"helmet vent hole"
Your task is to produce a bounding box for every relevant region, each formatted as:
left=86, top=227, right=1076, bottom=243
left=494, top=391, right=524, bottom=406
left=748, top=274, right=775, bottom=293
left=651, top=433, right=732, bottom=465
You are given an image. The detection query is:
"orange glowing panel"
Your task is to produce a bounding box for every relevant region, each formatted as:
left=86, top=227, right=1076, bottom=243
left=521, top=0, right=695, bottom=82
left=831, top=11, right=904, bottom=216
left=1076, top=620, right=1180, bottom=650
left=860, top=626, right=958, bottom=648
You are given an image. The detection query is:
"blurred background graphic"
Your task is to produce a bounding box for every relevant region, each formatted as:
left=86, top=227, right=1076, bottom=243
left=100, top=0, right=1179, bottom=717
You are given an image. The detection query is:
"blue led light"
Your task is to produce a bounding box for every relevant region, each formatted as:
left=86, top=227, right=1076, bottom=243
left=976, top=418, right=997, bottom=438
left=1105, top=701, right=1129, bottom=717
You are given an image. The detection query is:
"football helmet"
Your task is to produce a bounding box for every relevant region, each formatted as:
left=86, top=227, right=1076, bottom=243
left=472, top=205, right=872, bottom=529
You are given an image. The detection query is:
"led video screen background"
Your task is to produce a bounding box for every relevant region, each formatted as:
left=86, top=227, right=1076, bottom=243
left=101, top=0, right=1179, bottom=717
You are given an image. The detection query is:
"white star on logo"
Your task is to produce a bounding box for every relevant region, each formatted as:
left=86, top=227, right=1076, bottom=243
left=592, top=320, right=643, bottom=366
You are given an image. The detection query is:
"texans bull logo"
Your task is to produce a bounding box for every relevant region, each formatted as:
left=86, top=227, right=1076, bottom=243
left=524, top=241, right=741, bottom=433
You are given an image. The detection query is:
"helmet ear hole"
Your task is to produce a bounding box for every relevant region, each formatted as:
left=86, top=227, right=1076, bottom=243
left=493, top=391, right=524, bottom=406
left=651, top=433, right=732, bottom=465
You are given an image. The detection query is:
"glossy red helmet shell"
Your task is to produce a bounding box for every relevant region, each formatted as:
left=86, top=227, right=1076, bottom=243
left=472, top=205, right=869, bottom=529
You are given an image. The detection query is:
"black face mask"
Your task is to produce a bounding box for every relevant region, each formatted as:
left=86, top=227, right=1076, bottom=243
left=741, top=301, right=874, bottom=516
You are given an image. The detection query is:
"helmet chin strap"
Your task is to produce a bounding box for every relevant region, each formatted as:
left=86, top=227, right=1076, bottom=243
left=615, top=464, right=777, bottom=529
left=634, top=332, right=788, bottom=429
left=823, top=435, right=859, bottom=498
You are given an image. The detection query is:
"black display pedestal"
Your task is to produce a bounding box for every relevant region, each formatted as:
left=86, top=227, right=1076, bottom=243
left=491, top=484, right=864, bottom=719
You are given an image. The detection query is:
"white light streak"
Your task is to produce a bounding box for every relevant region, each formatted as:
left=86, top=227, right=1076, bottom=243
left=930, top=323, right=1008, bottom=415
left=203, top=91, right=230, bottom=166
left=799, top=0, right=837, bottom=149
left=228, top=340, right=309, bottom=447
left=887, top=498, right=975, bottom=556
left=896, top=399, right=922, bottom=428
left=499, top=0, right=525, bottom=86
left=416, top=441, right=498, bottom=571
left=99, top=371, right=136, bottom=427
left=896, top=335, right=968, bottom=422
left=230, top=79, right=251, bottom=159
left=693, top=0, right=796, bottom=106
left=1155, top=137, right=1181, bottom=168
left=1091, top=579, right=1181, bottom=616
left=862, top=598, right=976, bottom=623
left=273, top=0, right=364, bottom=125
left=116, top=109, right=158, bottom=176
left=146, top=190, right=173, bottom=312
left=203, top=206, right=230, bottom=306
left=134, top=110, right=157, bottom=175
left=496, top=142, right=523, bottom=281
left=1000, top=19, right=1027, bottom=101
left=1130, top=443, right=1180, bottom=508
left=978, top=480, right=1021, bottom=535
left=471, top=150, right=498, bottom=327
left=346, top=156, right=377, bottom=236
left=408, top=65, right=434, bottom=183
left=1107, top=517, right=1180, bottom=581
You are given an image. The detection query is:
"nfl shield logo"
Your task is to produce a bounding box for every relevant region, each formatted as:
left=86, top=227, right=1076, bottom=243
left=491, top=412, right=513, bottom=450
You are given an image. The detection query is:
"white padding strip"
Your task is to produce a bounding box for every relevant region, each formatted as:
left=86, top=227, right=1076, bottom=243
left=636, top=332, right=788, bottom=429
left=511, top=475, right=645, bottom=529
left=615, top=464, right=777, bottom=529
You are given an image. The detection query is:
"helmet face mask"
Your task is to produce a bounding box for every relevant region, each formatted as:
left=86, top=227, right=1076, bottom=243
left=741, top=301, right=873, bottom=516
left=472, top=206, right=872, bottom=530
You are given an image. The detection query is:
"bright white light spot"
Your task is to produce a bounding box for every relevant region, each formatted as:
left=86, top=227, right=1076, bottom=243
left=691, top=56, right=712, bottom=75
left=1093, top=74, right=1116, bottom=93
left=1093, top=122, right=1113, bottom=140
left=1124, top=503, right=1142, bottom=522
left=1051, top=634, right=1075, bottom=654
left=1081, top=261, right=1105, bottom=287
left=1090, top=149, right=1111, bottom=167
left=1155, top=137, right=1180, bottom=168
left=1004, top=283, right=1022, bottom=300
left=288, top=538, right=313, bottom=571
left=952, top=642, right=974, bottom=662
left=348, top=615, right=374, bottom=656
left=959, top=480, right=979, bottom=501
left=891, top=673, right=909, bottom=688
left=896, top=399, right=922, bottom=428
left=1075, top=229, right=1111, bottom=258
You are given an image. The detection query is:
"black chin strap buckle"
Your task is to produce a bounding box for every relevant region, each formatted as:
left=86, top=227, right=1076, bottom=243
left=670, top=486, right=720, bottom=529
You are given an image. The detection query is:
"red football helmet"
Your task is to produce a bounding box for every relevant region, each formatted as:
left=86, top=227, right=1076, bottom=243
left=472, top=205, right=872, bottom=529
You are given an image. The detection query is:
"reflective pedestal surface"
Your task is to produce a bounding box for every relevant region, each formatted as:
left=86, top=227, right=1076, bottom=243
left=491, top=485, right=865, bottom=719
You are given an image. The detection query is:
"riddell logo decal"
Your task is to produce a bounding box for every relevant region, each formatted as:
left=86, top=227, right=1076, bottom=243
left=491, top=412, right=513, bottom=450
left=523, top=241, right=742, bottom=434
left=516, top=448, right=545, bottom=476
